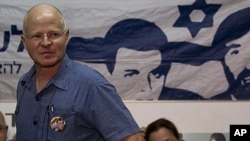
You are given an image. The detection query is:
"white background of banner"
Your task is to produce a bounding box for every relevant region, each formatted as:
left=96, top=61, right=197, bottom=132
left=1, top=0, right=250, bottom=100
left=1, top=0, right=250, bottom=140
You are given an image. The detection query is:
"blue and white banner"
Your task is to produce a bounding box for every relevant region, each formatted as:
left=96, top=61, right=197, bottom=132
left=0, top=0, right=250, bottom=101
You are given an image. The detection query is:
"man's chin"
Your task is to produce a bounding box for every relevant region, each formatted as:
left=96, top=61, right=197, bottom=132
left=37, top=60, right=59, bottom=68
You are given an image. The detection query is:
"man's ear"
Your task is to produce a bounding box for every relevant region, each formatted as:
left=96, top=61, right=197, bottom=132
left=20, top=35, right=27, bottom=49
left=65, top=29, right=70, bottom=44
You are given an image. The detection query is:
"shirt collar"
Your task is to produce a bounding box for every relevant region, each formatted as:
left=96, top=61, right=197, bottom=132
left=51, top=55, right=71, bottom=90
left=21, top=55, right=71, bottom=91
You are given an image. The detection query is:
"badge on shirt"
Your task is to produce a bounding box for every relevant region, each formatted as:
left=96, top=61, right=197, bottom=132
left=50, top=116, right=66, bottom=132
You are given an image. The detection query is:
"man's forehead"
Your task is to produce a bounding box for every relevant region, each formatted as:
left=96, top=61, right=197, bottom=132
left=114, top=47, right=162, bottom=70
left=28, top=7, right=59, bottom=22
left=116, top=47, right=161, bottom=60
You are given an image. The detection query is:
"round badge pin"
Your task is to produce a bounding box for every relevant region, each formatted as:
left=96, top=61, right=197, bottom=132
left=50, top=116, right=66, bottom=132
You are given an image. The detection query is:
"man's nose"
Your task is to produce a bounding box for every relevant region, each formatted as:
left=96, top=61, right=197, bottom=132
left=40, top=34, right=52, bottom=46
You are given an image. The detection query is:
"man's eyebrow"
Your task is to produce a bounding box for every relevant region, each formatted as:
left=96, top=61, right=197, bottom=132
left=125, top=69, right=139, bottom=74
left=226, top=43, right=241, bottom=48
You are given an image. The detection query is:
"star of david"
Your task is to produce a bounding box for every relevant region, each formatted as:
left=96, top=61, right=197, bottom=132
left=173, top=0, right=221, bottom=37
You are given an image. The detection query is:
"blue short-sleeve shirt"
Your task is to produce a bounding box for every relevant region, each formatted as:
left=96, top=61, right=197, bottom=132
left=15, top=55, right=140, bottom=141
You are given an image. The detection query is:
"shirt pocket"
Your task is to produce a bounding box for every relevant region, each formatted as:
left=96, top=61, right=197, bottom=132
left=47, top=107, right=77, bottom=141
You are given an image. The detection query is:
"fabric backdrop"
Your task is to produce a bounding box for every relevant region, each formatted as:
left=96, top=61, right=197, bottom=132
left=0, top=0, right=250, bottom=101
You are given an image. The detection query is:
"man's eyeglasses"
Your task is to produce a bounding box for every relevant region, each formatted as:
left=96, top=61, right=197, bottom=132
left=24, top=30, right=66, bottom=42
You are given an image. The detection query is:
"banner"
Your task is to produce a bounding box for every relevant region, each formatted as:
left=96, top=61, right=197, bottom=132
left=0, top=0, right=250, bottom=101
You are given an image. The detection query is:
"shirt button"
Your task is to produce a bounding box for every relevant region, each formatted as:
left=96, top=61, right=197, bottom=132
left=35, top=95, right=40, bottom=101
left=33, top=121, right=38, bottom=125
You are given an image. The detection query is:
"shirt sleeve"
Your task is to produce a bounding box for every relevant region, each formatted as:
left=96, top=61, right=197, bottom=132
left=87, top=79, right=141, bottom=141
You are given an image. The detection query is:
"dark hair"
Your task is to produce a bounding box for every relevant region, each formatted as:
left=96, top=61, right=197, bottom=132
left=104, top=18, right=167, bottom=74
left=213, top=7, right=250, bottom=49
left=210, top=133, right=226, bottom=141
left=144, top=118, right=180, bottom=141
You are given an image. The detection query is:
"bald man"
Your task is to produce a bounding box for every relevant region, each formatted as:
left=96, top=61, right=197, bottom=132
left=16, top=3, right=144, bottom=141
left=0, top=111, right=8, bottom=141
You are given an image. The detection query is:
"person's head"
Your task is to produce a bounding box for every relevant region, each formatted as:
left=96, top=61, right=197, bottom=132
left=210, top=133, right=226, bottom=141
left=21, top=3, right=69, bottom=68
left=213, top=8, right=250, bottom=79
left=104, top=18, right=168, bottom=100
left=57, top=118, right=65, bottom=131
left=104, top=18, right=167, bottom=74
left=213, top=7, right=250, bottom=49
left=0, top=111, right=8, bottom=141
left=144, top=118, right=180, bottom=141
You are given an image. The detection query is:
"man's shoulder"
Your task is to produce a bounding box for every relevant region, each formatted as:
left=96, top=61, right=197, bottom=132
left=71, top=61, right=97, bottom=74
left=71, top=61, right=107, bottom=82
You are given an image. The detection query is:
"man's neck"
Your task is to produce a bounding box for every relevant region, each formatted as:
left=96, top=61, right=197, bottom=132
left=35, top=64, right=60, bottom=93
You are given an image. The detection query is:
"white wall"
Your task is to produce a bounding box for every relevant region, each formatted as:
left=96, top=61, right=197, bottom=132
left=124, top=101, right=250, bottom=133
left=1, top=101, right=250, bottom=139
left=0, top=101, right=250, bottom=138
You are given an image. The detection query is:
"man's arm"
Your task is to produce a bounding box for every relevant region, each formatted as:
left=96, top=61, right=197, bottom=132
left=122, top=132, right=145, bottom=141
